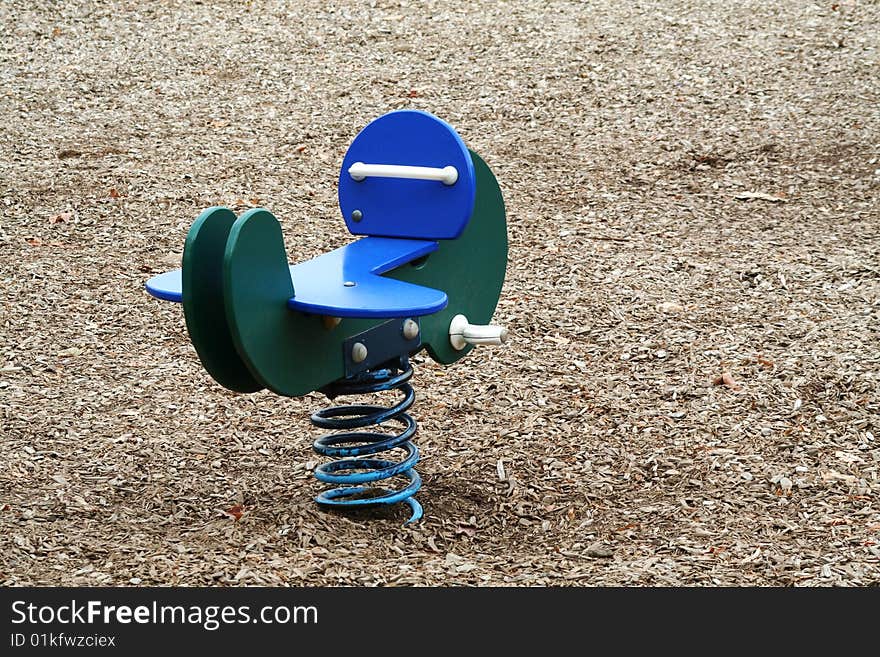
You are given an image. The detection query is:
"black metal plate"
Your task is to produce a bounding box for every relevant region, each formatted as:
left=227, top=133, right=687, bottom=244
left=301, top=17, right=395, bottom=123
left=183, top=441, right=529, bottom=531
left=342, top=318, right=422, bottom=377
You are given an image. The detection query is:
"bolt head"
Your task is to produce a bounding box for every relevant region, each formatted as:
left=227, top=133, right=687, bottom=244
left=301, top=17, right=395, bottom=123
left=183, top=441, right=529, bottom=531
left=351, top=342, right=368, bottom=364
left=402, top=319, right=419, bottom=340
left=351, top=209, right=363, bottom=222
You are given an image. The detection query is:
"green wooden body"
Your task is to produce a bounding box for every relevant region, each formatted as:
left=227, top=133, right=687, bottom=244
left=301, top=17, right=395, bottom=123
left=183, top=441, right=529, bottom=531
left=181, top=150, right=507, bottom=397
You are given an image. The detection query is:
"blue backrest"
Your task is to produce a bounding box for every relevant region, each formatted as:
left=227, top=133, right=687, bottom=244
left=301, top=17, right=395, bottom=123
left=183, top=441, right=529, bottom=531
left=337, top=110, right=476, bottom=240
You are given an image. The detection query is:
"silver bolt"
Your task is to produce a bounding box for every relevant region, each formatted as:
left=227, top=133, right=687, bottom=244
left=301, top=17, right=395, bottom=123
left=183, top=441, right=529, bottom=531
left=351, top=342, right=368, bottom=364
left=402, top=319, right=419, bottom=340
left=351, top=209, right=363, bottom=222
left=343, top=281, right=356, bottom=287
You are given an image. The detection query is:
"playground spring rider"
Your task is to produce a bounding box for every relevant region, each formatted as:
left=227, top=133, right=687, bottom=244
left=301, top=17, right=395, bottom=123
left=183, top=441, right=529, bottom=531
left=145, top=110, right=508, bottom=523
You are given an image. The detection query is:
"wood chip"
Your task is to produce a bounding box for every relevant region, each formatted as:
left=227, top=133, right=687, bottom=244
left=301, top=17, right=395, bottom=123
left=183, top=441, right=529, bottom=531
left=733, top=191, right=787, bottom=202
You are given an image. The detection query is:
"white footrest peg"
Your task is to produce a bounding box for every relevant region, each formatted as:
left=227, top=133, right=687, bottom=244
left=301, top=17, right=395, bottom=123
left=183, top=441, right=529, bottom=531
left=449, top=314, right=508, bottom=350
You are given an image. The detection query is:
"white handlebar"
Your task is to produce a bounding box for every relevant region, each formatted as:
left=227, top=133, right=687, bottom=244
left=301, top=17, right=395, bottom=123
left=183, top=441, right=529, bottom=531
left=348, top=163, right=458, bottom=185
left=449, top=314, right=508, bottom=350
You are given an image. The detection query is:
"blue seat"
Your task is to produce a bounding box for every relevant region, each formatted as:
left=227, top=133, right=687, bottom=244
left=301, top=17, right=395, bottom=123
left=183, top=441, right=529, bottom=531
left=286, top=236, right=445, bottom=318
left=145, top=236, right=447, bottom=319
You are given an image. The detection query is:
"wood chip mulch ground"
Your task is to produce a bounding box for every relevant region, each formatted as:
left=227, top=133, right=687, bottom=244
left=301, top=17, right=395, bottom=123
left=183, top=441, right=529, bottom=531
left=1, top=0, right=878, bottom=586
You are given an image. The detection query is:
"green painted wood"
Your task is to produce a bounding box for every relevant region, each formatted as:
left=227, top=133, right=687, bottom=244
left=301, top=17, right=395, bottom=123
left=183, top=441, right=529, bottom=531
left=222, top=208, right=377, bottom=397
left=182, top=207, right=263, bottom=393
left=388, top=150, right=508, bottom=365
left=210, top=151, right=505, bottom=397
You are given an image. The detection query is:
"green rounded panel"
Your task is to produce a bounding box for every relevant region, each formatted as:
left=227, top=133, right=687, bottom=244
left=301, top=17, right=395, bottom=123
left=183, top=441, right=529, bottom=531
left=182, top=207, right=263, bottom=393
left=388, top=150, right=508, bottom=364
left=222, top=208, right=376, bottom=397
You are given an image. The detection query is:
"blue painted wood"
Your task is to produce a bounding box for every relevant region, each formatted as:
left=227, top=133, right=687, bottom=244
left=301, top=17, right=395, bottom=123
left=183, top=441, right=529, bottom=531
left=144, top=236, right=447, bottom=318
left=287, top=236, right=445, bottom=318
left=145, top=269, right=185, bottom=302
left=338, top=110, right=476, bottom=240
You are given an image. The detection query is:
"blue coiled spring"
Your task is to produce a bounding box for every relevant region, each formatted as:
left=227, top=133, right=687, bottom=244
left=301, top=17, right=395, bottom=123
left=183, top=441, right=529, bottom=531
left=310, top=357, right=423, bottom=524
